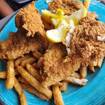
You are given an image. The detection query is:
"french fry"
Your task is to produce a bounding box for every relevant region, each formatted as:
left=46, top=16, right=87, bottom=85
left=80, top=66, right=87, bottom=78
left=18, top=77, right=27, bottom=84
left=14, top=78, right=27, bottom=105
left=88, top=63, right=95, bottom=72
left=59, top=82, right=68, bottom=92
left=21, top=83, right=49, bottom=100
left=6, top=60, right=15, bottom=89
left=70, top=72, right=80, bottom=78
left=64, top=77, right=88, bottom=86
left=20, top=93, right=27, bottom=105
left=26, top=63, right=40, bottom=80
left=0, top=71, right=6, bottom=79
left=15, top=56, right=30, bottom=67
left=16, top=66, right=52, bottom=99
left=90, top=57, right=104, bottom=68
left=97, top=57, right=104, bottom=67
left=52, top=85, right=64, bottom=105
left=32, top=51, right=42, bottom=59
left=21, top=57, right=35, bottom=67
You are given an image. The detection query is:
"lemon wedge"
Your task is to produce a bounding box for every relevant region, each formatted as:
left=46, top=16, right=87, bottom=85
left=42, top=9, right=64, bottom=27
left=46, top=20, right=75, bottom=43
left=46, top=20, right=69, bottom=42
left=42, top=10, right=56, bottom=18
left=42, top=6, right=88, bottom=43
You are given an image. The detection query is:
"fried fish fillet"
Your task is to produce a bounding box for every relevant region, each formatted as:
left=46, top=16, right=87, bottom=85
left=49, top=0, right=83, bottom=15
left=70, top=16, right=105, bottom=66
left=0, top=32, right=44, bottom=60
left=15, top=2, right=45, bottom=37
left=40, top=16, right=105, bottom=87
left=39, top=44, right=82, bottom=87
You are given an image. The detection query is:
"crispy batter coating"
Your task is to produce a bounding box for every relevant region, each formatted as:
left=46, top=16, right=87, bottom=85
left=0, top=32, right=42, bottom=59
left=70, top=16, right=105, bottom=66
left=49, top=0, right=83, bottom=15
left=15, top=2, right=45, bottom=37
left=40, top=16, right=105, bottom=87
left=40, top=44, right=82, bottom=86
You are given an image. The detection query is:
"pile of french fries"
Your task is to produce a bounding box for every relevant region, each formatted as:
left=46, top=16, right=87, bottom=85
left=0, top=50, right=90, bottom=105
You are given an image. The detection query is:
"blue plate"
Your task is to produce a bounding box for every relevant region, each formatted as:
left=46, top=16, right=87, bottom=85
left=0, top=0, right=105, bottom=105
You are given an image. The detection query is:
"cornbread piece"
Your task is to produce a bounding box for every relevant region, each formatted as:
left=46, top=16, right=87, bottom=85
left=49, top=0, right=83, bottom=15
left=15, top=2, right=45, bottom=37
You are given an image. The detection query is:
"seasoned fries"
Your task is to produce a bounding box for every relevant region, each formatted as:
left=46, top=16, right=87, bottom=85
left=80, top=66, right=87, bottom=78
left=14, top=78, right=27, bottom=105
left=16, top=66, right=52, bottom=99
left=0, top=71, right=6, bottom=79
left=97, top=57, right=104, bottom=67
left=18, top=77, right=27, bottom=84
left=15, top=56, right=31, bottom=67
left=26, top=63, right=40, bottom=80
left=21, top=83, right=49, bottom=100
left=21, top=57, right=35, bottom=67
left=88, top=63, right=95, bottom=72
left=6, top=60, right=15, bottom=89
left=52, top=85, right=64, bottom=105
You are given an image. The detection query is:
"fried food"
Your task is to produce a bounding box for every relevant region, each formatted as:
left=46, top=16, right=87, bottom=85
left=0, top=32, right=42, bottom=60
left=40, top=44, right=82, bottom=86
left=15, top=2, right=45, bottom=37
left=0, top=71, right=6, bottom=79
left=14, top=78, right=27, bottom=105
left=15, top=55, right=32, bottom=67
left=16, top=66, right=52, bottom=99
left=80, top=65, right=87, bottom=78
left=97, top=57, right=104, bottom=67
left=26, top=63, right=40, bottom=81
left=6, top=60, right=15, bottom=89
left=49, top=0, right=83, bottom=15
left=59, top=82, right=68, bottom=91
left=21, top=83, right=49, bottom=100
left=21, top=57, right=35, bottom=67
left=70, top=16, right=105, bottom=65
left=52, top=85, right=64, bottom=105
left=32, top=51, right=42, bottom=59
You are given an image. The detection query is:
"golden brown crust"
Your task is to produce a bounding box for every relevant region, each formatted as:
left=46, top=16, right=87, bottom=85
left=70, top=16, right=105, bottom=65
left=49, top=0, right=83, bottom=15
left=40, top=44, right=82, bottom=86
left=15, top=2, right=45, bottom=37
left=0, top=32, right=41, bottom=59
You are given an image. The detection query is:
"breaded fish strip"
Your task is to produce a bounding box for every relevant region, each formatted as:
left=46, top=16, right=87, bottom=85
left=0, top=32, right=41, bottom=59
left=71, top=16, right=105, bottom=59
left=70, top=16, right=105, bottom=68
left=15, top=2, right=45, bottom=37
left=40, top=44, right=81, bottom=87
